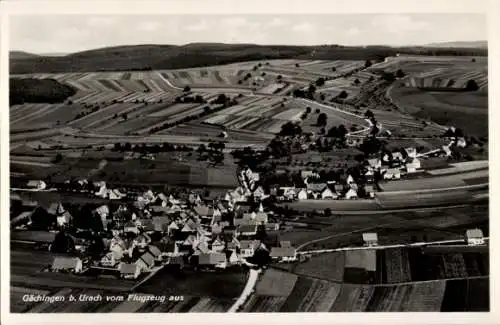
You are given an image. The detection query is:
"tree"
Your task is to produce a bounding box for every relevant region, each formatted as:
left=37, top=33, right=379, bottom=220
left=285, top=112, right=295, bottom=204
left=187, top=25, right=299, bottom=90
left=466, top=79, right=479, bottom=91
left=471, top=58, right=476, bottom=62
left=203, top=106, right=211, bottom=114
left=183, top=85, right=191, bottom=92
left=315, top=77, right=325, bottom=87
left=364, top=60, right=372, bottom=68
left=306, top=106, right=312, bottom=114
left=338, top=90, right=348, bottom=99
left=331, top=67, right=337, bottom=72
left=315, top=108, right=320, bottom=114
left=52, top=153, right=63, bottom=163
left=395, top=69, right=406, bottom=78
left=317, top=113, right=327, bottom=127
left=354, top=78, right=360, bottom=85
left=364, top=109, right=374, bottom=119
left=122, top=112, right=128, bottom=120
left=276, top=75, right=282, bottom=81
left=324, top=208, right=332, bottom=217
left=381, top=72, right=396, bottom=82
left=320, top=94, right=325, bottom=101
left=308, top=84, right=317, bottom=94
left=295, top=63, right=300, bottom=68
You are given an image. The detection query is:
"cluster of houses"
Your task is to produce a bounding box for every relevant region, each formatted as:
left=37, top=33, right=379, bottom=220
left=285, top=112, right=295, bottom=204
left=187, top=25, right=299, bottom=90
left=18, top=184, right=299, bottom=279
left=366, top=147, right=422, bottom=180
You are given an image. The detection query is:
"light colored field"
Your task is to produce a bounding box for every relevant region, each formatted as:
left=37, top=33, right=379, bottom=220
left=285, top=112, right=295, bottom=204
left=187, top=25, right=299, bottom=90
left=255, top=269, right=298, bottom=297
left=330, top=285, right=375, bottom=312
left=296, top=278, right=342, bottom=312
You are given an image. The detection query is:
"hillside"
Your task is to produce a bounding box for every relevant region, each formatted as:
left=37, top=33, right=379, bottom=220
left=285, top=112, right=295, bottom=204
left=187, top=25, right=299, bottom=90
left=425, top=41, right=487, bottom=49
left=10, top=78, right=77, bottom=105
left=10, top=51, right=40, bottom=60
left=10, top=43, right=488, bottom=74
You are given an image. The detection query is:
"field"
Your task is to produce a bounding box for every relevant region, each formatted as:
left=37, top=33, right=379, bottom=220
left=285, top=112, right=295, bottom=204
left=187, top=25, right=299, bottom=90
left=242, top=268, right=488, bottom=312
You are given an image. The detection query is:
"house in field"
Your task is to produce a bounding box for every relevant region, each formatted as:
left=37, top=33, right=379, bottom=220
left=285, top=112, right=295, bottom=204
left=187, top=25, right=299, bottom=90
left=51, top=256, right=83, bottom=274
left=320, top=187, right=337, bottom=199
left=239, top=240, right=261, bottom=258
left=457, top=137, right=467, bottom=148
left=384, top=168, right=401, bottom=180
left=198, top=252, right=227, bottom=269
left=119, top=263, right=141, bottom=279
left=466, top=229, right=485, bottom=246
left=362, top=232, right=379, bottom=247
left=297, top=188, right=308, bottom=200
left=406, top=158, right=421, bottom=173
left=345, top=188, right=358, bottom=200
left=135, top=251, right=156, bottom=271
left=27, top=180, right=47, bottom=191
left=269, top=247, right=297, bottom=262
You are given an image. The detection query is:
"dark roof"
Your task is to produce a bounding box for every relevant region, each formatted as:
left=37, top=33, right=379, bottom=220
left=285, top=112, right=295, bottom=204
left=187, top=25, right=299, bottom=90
left=238, top=224, right=257, bottom=233
left=152, top=216, right=170, bottom=232
left=137, top=252, right=155, bottom=267
left=198, top=253, right=226, bottom=265
left=119, top=263, right=138, bottom=274
left=147, top=245, right=162, bottom=257
left=270, top=247, right=296, bottom=257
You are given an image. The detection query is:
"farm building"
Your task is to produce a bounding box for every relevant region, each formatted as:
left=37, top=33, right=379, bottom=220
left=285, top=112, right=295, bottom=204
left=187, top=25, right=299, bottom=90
left=364, top=185, right=375, bottom=198
left=56, top=211, right=72, bottom=227
left=238, top=224, right=258, bottom=236
left=466, top=229, right=485, bottom=246
left=51, top=256, right=83, bottom=274
left=100, top=252, right=119, bottom=267
left=367, top=158, right=382, bottom=169
left=119, top=262, right=142, bottom=279
left=270, top=247, right=297, bottom=262
left=362, top=233, right=378, bottom=247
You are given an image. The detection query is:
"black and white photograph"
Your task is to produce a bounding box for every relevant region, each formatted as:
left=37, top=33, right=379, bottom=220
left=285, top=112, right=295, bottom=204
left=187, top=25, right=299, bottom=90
left=1, top=0, right=496, bottom=320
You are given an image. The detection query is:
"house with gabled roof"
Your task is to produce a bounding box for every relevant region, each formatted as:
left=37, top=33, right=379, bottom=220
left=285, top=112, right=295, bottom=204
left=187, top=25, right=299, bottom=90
left=100, top=252, right=119, bottom=268
left=321, top=187, right=337, bottom=199
left=362, top=232, right=378, bottom=247
left=239, top=240, right=261, bottom=258
left=270, top=247, right=297, bottom=262
left=384, top=168, right=401, bottom=180
left=136, top=251, right=156, bottom=270
left=466, top=228, right=485, bottom=246
left=56, top=211, right=72, bottom=227
left=364, top=184, right=375, bottom=198
left=51, top=256, right=83, bottom=274
left=345, top=188, right=358, bottom=200
left=237, top=224, right=258, bottom=237
left=124, top=221, right=140, bottom=234
left=198, top=252, right=227, bottom=268
left=297, top=188, right=308, bottom=200
left=367, top=158, right=382, bottom=170
left=134, top=233, right=152, bottom=249
left=307, top=183, right=327, bottom=194
left=119, top=262, right=141, bottom=279
left=147, top=245, right=162, bottom=261
left=181, top=219, right=197, bottom=233
left=406, top=158, right=421, bottom=173
left=211, top=237, right=225, bottom=252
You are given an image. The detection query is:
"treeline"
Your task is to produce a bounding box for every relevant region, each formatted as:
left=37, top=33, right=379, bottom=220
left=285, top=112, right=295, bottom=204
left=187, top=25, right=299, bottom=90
left=10, top=78, right=77, bottom=105
left=10, top=44, right=487, bottom=74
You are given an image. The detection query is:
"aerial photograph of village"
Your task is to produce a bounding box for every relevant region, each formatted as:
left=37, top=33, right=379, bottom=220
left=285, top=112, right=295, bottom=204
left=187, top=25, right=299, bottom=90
left=8, top=13, right=489, bottom=313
